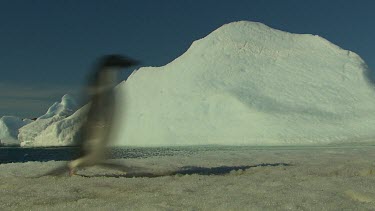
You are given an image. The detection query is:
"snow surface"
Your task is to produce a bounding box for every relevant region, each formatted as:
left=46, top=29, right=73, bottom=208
left=0, top=116, right=31, bottom=146
left=1, top=146, right=375, bottom=210
left=21, top=21, right=375, bottom=147
left=19, top=94, right=79, bottom=147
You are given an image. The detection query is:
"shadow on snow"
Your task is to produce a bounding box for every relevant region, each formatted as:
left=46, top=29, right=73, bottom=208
left=76, top=163, right=291, bottom=178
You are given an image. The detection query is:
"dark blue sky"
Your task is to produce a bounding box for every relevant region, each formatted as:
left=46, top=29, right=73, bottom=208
left=1, top=0, right=374, bottom=118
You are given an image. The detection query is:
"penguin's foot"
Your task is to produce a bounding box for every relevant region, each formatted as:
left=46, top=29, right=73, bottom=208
left=69, top=167, right=76, bottom=176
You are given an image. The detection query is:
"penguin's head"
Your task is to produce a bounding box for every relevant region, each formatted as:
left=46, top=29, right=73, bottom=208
left=98, top=54, right=140, bottom=70
left=88, top=54, right=140, bottom=93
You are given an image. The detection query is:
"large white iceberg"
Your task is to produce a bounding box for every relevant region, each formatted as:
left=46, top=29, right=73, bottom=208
left=19, top=94, right=79, bottom=147
left=26, top=106, right=87, bottom=147
left=114, top=21, right=375, bottom=146
left=22, top=21, right=375, bottom=147
left=37, top=94, right=78, bottom=120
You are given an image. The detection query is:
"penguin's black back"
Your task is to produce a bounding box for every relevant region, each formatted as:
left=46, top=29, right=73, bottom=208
left=76, top=54, right=139, bottom=158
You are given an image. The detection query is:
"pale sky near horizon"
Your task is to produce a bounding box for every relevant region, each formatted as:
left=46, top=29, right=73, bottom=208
left=1, top=0, right=374, bottom=118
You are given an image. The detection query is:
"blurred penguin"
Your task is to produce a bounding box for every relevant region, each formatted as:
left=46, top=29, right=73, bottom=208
left=67, top=55, right=139, bottom=176
left=38, top=55, right=139, bottom=177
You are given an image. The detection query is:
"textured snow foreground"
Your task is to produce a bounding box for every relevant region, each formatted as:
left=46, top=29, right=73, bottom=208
left=1, top=146, right=375, bottom=210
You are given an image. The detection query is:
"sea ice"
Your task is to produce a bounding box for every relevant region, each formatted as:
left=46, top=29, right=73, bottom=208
left=1, top=146, right=375, bottom=210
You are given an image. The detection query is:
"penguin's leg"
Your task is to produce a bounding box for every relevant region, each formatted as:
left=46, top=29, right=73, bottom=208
left=69, top=168, right=76, bottom=176
left=68, top=153, right=103, bottom=176
left=68, top=158, right=82, bottom=176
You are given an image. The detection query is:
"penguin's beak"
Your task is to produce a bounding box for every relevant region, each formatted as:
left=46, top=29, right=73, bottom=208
left=99, top=54, right=140, bottom=69
left=122, top=57, right=140, bottom=67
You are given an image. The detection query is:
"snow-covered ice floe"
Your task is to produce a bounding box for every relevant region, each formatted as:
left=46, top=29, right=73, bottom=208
left=23, top=21, right=375, bottom=147
left=1, top=145, right=375, bottom=210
